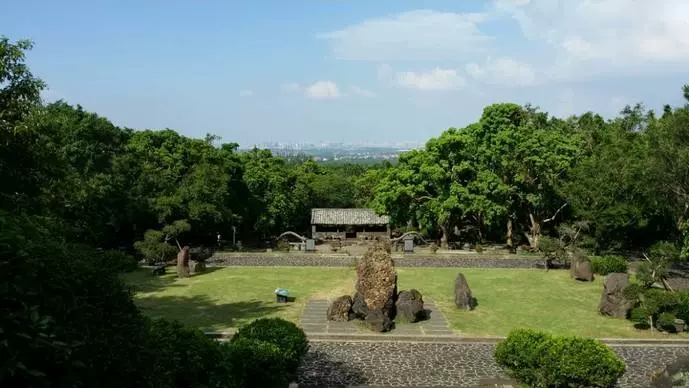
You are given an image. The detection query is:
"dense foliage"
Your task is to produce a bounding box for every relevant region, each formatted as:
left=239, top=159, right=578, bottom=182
left=590, top=256, right=629, bottom=276
left=231, top=318, right=310, bottom=373
left=495, top=329, right=626, bottom=387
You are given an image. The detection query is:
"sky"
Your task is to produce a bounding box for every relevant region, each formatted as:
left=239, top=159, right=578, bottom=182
left=3, top=0, right=689, bottom=146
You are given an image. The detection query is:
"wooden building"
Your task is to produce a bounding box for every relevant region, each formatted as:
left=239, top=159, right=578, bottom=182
left=310, top=208, right=390, bottom=240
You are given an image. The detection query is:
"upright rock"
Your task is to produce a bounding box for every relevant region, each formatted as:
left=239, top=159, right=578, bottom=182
left=570, top=257, right=594, bottom=281
left=396, top=289, right=425, bottom=323
left=599, top=272, right=634, bottom=318
left=454, top=273, right=474, bottom=310
left=176, top=246, right=190, bottom=278
left=354, top=240, right=398, bottom=331
left=327, top=295, right=353, bottom=322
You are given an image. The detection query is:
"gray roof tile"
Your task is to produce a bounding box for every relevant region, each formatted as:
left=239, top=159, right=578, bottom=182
left=311, top=208, right=389, bottom=226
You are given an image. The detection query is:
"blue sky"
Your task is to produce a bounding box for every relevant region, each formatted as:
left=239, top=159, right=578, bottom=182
left=3, top=0, right=689, bottom=146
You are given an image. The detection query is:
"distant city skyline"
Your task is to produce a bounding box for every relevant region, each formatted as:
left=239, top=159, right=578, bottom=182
left=4, top=1, right=688, bottom=144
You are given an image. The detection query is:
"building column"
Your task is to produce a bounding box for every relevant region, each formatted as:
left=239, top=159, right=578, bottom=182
left=311, top=225, right=316, bottom=238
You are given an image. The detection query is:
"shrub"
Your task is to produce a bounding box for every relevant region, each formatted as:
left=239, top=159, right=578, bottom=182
left=591, top=255, right=628, bottom=275
left=145, top=318, right=225, bottom=388
left=429, top=242, right=439, bottom=253
left=495, top=329, right=626, bottom=388
left=657, top=312, right=678, bottom=331
left=542, top=336, right=626, bottom=387
left=231, top=318, right=309, bottom=373
left=474, top=243, right=484, bottom=253
left=220, top=338, right=290, bottom=388
left=494, top=329, right=552, bottom=385
left=276, top=240, right=291, bottom=252
left=677, top=292, right=689, bottom=322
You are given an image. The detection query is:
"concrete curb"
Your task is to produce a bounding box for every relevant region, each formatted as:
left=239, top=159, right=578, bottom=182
left=205, top=331, right=689, bottom=346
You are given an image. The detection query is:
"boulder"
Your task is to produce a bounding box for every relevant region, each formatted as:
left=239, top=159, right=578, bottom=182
left=396, top=289, right=425, bottom=323
left=327, top=295, right=353, bottom=322
left=189, top=260, right=206, bottom=275
left=354, top=241, right=398, bottom=321
left=599, top=272, right=634, bottom=318
left=570, top=257, right=594, bottom=281
left=351, top=292, right=369, bottom=320
left=364, top=309, right=393, bottom=332
left=454, top=273, right=474, bottom=310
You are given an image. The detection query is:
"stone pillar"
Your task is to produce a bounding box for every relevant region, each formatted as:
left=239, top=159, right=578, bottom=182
left=311, top=225, right=316, bottom=238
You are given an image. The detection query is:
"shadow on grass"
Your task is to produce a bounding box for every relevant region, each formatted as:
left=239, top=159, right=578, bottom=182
left=297, top=350, right=368, bottom=387
left=135, top=294, right=289, bottom=330
left=124, top=266, right=223, bottom=294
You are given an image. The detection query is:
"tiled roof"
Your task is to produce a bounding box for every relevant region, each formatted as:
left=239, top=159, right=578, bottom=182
left=311, top=208, right=389, bottom=226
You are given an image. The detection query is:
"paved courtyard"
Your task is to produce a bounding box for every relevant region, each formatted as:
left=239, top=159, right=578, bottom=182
left=297, top=298, right=689, bottom=387
left=297, top=341, right=689, bottom=387
left=301, top=299, right=453, bottom=336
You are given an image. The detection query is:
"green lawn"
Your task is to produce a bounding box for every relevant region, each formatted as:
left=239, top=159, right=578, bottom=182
left=123, top=266, right=684, bottom=338
left=397, top=268, right=686, bottom=339
left=122, top=266, right=354, bottom=331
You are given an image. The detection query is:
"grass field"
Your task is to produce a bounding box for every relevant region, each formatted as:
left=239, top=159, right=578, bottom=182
left=123, top=266, right=685, bottom=338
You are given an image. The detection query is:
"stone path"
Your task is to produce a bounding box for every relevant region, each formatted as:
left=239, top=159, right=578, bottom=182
left=297, top=341, right=689, bottom=387
left=301, top=299, right=453, bottom=336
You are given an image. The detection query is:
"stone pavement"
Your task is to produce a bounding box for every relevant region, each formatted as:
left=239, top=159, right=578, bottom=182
left=298, top=299, right=689, bottom=387
left=301, top=298, right=453, bottom=336
left=297, top=341, right=689, bottom=388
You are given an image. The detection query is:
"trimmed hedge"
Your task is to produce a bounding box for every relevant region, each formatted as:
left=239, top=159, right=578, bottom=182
left=591, top=255, right=628, bottom=275
left=231, top=318, right=309, bottom=373
left=221, top=338, right=291, bottom=388
left=495, top=329, right=626, bottom=387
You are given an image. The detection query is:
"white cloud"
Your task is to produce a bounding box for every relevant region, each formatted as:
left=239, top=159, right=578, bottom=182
left=318, top=10, right=493, bottom=61
left=496, top=0, right=689, bottom=70
left=396, top=68, right=466, bottom=91
left=306, top=81, right=340, bottom=99
left=465, top=58, right=536, bottom=86
left=281, top=83, right=301, bottom=93
left=239, top=89, right=256, bottom=97
left=350, top=85, right=376, bottom=98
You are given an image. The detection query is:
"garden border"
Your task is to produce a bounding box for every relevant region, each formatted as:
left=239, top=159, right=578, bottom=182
left=208, top=254, right=544, bottom=269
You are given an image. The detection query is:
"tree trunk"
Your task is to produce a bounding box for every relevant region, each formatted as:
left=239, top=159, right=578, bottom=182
left=524, top=212, right=541, bottom=250
left=506, top=218, right=514, bottom=251
left=439, top=224, right=449, bottom=249
left=176, top=248, right=190, bottom=278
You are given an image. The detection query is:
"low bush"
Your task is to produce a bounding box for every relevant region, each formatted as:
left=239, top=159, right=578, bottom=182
left=145, top=318, right=225, bottom=388
left=474, top=243, right=484, bottom=253
left=231, top=318, right=309, bottom=373
left=626, top=287, right=686, bottom=331
left=495, top=329, right=626, bottom=387
left=591, top=255, right=628, bottom=275
left=429, top=242, right=439, bottom=253
left=220, top=338, right=291, bottom=388
left=494, top=329, right=551, bottom=385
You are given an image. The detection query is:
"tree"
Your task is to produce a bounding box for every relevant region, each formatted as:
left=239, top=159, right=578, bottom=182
left=0, top=37, right=48, bottom=210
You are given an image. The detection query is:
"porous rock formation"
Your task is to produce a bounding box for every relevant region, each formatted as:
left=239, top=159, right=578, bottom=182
left=454, top=273, right=474, bottom=310
left=599, top=272, right=634, bottom=318
left=326, top=240, right=421, bottom=332
left=327, top=295, right=353, bottom=322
